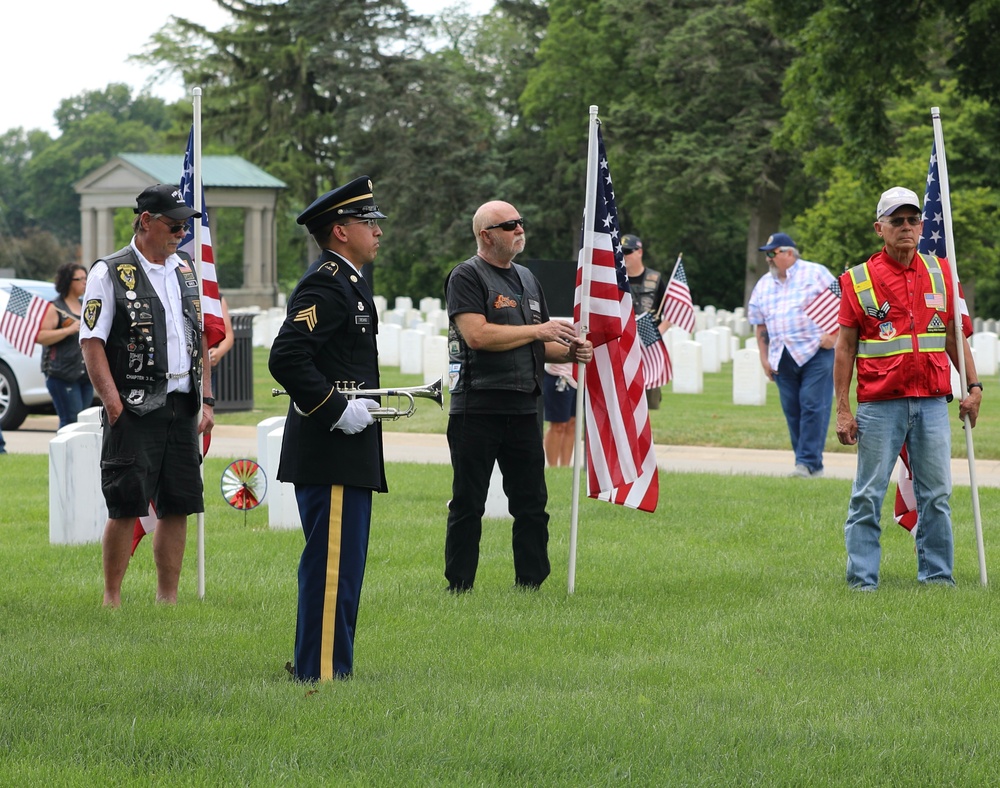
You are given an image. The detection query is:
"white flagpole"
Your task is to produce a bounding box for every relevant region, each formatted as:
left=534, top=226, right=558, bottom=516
left=931, top=106, right=987, bottom=587
left=568, top=105, right=600, bottom=595
left=193, top=87, right=207, bottom=600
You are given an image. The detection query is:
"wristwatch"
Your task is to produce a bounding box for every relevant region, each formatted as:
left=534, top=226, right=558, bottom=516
left=967, top=382, right=983, bottom=394
left=203, top=396, right=217, bottom=407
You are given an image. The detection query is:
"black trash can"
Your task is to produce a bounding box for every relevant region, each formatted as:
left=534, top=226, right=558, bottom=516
left=214, top=312, right=255, bottom=411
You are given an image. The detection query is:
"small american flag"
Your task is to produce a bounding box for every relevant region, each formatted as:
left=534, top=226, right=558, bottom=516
left=635, top=311, right=671, bottom=388
left=803, top=279, right=842, bottom=335
left=1, top=284, right=48, bottom=355
left=661, top=257, right=695, bottom=333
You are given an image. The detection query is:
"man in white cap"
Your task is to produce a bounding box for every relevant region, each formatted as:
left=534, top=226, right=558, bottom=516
left=834, top=186, right=982, bottom=590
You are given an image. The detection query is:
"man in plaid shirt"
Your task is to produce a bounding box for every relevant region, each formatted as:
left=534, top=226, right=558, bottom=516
left=748, top=233, right=838, bottom=478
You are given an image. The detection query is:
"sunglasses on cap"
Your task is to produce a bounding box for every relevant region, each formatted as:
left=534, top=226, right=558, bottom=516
left=485, top=217, right=526, bottom=232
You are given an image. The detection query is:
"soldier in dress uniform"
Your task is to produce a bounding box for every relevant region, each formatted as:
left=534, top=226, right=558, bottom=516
left=268, top=176, right=387, bottom=681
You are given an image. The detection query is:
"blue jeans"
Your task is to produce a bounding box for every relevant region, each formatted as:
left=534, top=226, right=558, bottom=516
left=844, top=397, right=954, bottom=589
left=46, top=375, right=94, bottom=429
left=774, top=347, right=834, bottom=472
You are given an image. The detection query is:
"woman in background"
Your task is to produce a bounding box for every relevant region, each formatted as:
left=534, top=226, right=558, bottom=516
left=36, top=263, right=93, bottom=428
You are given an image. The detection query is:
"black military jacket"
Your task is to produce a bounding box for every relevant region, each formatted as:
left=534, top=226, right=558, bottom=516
left=268, top=249, right=387, bottom=491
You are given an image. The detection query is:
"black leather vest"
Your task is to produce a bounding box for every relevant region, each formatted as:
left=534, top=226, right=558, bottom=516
left=41, top=297, right=87, bottom=382
left=101, top=247, right=203, bottom=416
left=630, top=268, right=662, bottom=316
left=447, top=256, right=544, bottom=395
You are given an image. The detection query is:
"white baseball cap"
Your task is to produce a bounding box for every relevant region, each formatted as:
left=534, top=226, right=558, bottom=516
left=876, top=186, right=921, bottom=220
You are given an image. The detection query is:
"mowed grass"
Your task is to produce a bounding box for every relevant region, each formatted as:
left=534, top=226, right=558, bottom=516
left=2, top=455, right=1000, bottom=785
left=217, top=346, right=1000, bottom=460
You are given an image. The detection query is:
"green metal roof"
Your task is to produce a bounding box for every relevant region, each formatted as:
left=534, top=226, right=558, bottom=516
left=118, top=153, right=286, bottom=189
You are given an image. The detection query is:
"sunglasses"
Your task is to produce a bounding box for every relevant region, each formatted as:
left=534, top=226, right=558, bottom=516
left=485, top=217, right=525, bottom=232
left=157, top=216, right=189, bottom=234
left=623, top=248, right=638, bottom=255
left=342, top=218, right=380, bottom=228
left=881, top=215, right=921, bottom=227
left=765, top=250, right=777, bottom=259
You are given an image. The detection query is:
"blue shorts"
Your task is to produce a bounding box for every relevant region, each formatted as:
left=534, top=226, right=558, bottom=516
left=542, top=373, right=576, bottom=424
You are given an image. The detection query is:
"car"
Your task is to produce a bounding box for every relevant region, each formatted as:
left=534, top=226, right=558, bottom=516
left=0, top=277, right=58, bottom=430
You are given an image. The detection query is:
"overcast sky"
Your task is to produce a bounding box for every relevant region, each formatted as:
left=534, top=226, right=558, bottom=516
left=3, top=1, right=486, bottom=137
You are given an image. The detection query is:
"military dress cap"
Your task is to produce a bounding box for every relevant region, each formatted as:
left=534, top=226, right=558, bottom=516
left=297, top=176, right=387, bottom=234
left=134, top=184, right=202, bottom=220
left=758, top=232, right=797, bottom=252
left=876, top=186, right=921, bottom=220
left=621, top=234, right=643, bottom=251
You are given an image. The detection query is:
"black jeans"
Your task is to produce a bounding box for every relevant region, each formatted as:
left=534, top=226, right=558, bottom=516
left=445, top=412, right=551, bottom=589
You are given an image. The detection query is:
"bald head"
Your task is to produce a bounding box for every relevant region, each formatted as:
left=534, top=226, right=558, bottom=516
left=472, top=200, right=526, bottom=266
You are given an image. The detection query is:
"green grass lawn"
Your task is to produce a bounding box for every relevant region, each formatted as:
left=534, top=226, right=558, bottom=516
left=2, top=455, right=1000, bottom=784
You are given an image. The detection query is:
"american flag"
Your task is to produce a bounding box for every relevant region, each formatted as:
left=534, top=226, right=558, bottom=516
left=661, top=257, right=695, bottom=333
left=573, top=128, right=658, bottom=512
left=803, top=279, right=842, bottom=335
left=919, top=141, right=972, bottom=338
left=893, top=443, right=917, bottom=535
left=635, top=311, right=672, bottom=388
left=179, top=127, right=226, bottom=350
left=1, top=284, right=48, bottom=355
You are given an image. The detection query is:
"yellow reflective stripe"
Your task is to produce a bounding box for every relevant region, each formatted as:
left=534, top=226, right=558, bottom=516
left=320, top=485, right=344, bottom=682
left=918, top=253, right=947, bottom=310
left=916, top=334, right=947, bottom=351
left=857, top=336, right=913, bottom=357
left=849, top=263, right=879, bottom=313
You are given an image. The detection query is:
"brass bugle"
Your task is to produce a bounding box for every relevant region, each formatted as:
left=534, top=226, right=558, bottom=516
left=271, top=378, right=443, bottom=421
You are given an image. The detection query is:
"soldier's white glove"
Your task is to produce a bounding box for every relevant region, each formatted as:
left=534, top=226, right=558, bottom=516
left=332, top=398, right=379, bottom=434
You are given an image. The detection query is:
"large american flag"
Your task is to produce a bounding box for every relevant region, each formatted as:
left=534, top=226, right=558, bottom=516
left=179, top=127, right=226, bottom=350
left=919, top=140, right=971, bottom=338
left=803, top=279, right=842, bottom=335
left=1, top=284, right=48, bottom=355
left=636, top=311, right=672, bottom=388
left=661, top=257, right=695, bottom=333
left=573, top=128, right=658, bottom=512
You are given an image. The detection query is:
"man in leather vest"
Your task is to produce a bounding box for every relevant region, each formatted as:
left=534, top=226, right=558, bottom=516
left=269, top=176, right=386, bottom=681
left=622, top=234, right=670, bottom=409
left=444, top=201, right=593, bottom=592
left=834, top=186, right=982, bottom=590
left=80, top=184, right=214, bottom=607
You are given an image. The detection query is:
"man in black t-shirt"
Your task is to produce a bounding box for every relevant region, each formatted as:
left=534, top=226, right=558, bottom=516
left=443, top=201, right=593, bottom=592
left=622, top=234, right=669, bottom=409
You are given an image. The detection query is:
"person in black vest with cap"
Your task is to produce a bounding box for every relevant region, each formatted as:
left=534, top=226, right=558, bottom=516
left=80, top=184, right=214, bottom=607
left=622, top=234, right=670, bottom=409
left=269, top=175, right=387, bottom=682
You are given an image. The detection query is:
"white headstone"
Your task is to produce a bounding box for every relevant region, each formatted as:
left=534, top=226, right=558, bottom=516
left=665, top=326, right=690, bottom=359
left=984, top=318, right=997, bottom=334
left=484, top=462, right=512, bottom=519
left=423, top=335, right=449, bottom=386
left=703, top=305, right=717, bottom=329
left=376, top=323, right=399, bottom=367
left=694, top=308, right=707, bottom=332
left=733, top=316, right=750, bottom=337
left=267, top=425, right=301, bottom=531
left=744, top=336, right=758, bottom=351
left=695, top=329, right=720, bottom=373
left=419, top=296, right=441, bottom=314
left=78, top=406, right=102, bottom=424
left=714, top=325, right=733, bottom=363
left=373, top=295, right=387, bottom=318
left=394, top=296, right=413, bottom=313
left=399, top=329, right=424, bottom=374
left=973, top=316, right=983, bottom=334
left=382, top=309, right=404, bottom=327
left=971, top=332, right=998, bottom=377
left=416, top=321, right=436, bottom=338
left=256, top=416, right=286, bottom=499
left=732, top=348, right=767, bottom=405
left=427, top=308, right=449, bottom=333
left=672, top=340, right=704, bottom=394
left=49, top=431, right=106, bottom=544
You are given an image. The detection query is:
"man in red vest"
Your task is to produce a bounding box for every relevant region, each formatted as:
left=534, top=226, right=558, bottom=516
left=834, top=186, right=982, bottom=590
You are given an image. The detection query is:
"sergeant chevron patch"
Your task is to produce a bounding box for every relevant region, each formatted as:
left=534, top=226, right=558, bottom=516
left=294, top=305, right=318, bottom=331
